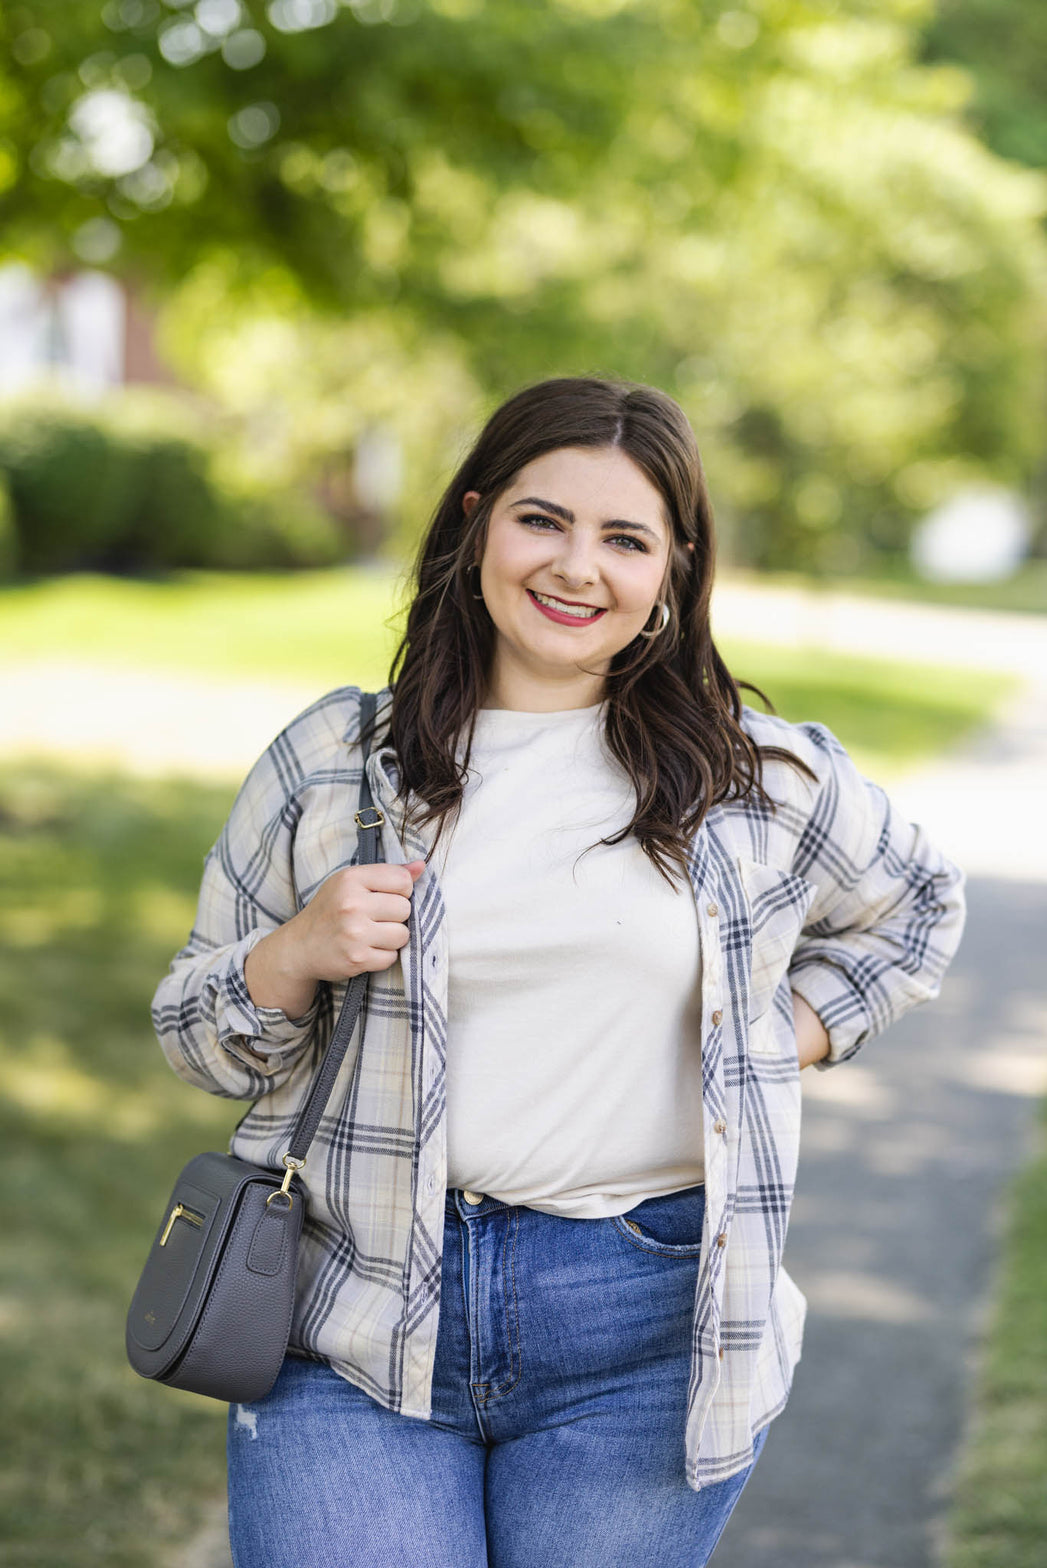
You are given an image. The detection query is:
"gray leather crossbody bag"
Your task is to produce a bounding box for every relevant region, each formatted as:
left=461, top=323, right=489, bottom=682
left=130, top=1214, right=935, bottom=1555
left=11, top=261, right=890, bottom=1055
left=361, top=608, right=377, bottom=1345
left=125, top=691, right=386, bottom=1403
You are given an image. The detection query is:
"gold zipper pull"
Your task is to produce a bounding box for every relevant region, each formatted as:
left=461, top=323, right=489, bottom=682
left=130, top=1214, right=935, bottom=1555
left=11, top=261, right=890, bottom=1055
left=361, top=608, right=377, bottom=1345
left=159, top=1202, right=204, bottom=1246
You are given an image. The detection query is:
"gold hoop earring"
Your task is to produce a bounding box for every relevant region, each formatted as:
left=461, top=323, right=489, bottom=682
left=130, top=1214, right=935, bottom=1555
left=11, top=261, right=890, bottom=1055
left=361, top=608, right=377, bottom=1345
left=638, top=601, right=670, bottom=638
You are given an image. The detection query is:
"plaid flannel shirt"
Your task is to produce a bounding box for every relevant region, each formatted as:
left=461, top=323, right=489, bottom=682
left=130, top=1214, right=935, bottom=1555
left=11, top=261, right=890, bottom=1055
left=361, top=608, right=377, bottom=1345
left=151, top=684, right=967, bottom=1492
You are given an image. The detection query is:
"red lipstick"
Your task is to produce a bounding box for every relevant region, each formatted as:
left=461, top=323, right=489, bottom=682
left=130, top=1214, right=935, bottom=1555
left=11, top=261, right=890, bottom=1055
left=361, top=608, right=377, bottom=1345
left=527, top=589, right=607, bottom=627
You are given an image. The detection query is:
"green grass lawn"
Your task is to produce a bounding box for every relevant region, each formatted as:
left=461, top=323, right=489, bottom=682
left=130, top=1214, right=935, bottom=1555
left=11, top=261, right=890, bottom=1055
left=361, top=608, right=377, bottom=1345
left=943, top=1094, right=1047, bottom=1568
left=727, top=643, right=1012, bottom=783
left=0, top=766, right=242, bottom=1567
left=0, top=567, right=407, bottom=691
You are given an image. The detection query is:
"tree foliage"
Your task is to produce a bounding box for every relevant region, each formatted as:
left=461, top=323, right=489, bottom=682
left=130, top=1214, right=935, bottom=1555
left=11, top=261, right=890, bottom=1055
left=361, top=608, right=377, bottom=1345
left=2, top=0, right=1047, bottom=569
left=918, top=0, right=1047, bottom=172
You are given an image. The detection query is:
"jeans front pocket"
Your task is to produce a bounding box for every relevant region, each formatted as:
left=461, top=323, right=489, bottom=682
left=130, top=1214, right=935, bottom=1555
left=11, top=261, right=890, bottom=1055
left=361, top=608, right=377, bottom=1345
left=610, top=1183, right=706, bottom=1256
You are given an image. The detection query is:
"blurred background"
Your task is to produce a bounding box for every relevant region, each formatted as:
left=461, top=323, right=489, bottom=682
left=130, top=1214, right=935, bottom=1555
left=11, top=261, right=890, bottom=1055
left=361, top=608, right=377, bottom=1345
left=0, top=2, right=1045, bottom=1565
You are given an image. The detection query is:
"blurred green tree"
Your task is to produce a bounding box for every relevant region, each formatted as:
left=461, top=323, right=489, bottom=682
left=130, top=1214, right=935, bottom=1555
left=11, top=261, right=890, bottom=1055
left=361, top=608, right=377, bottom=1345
left=2, top=0, right=1046, bottom=570
left=918, top=0, right=1047, bottom=170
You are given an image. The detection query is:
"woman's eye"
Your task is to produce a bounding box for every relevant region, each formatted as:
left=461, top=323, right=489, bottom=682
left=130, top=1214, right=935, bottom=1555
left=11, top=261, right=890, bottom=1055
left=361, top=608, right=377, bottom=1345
left=519, top=515, right=647, bottom=552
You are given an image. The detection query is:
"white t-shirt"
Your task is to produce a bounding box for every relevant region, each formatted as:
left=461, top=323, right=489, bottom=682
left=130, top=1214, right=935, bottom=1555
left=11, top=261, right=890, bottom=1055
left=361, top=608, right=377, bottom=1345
left=430, top=699, right=705, bottom=1218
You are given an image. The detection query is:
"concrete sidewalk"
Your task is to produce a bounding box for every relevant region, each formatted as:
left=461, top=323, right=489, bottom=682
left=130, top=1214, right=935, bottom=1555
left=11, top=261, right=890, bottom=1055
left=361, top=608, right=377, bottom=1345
left=710, top=576, right=1047, bottom=682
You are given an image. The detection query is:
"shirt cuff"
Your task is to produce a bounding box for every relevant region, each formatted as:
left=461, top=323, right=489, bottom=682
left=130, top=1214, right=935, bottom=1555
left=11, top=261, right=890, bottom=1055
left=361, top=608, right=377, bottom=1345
left=788, top=962, right=869, bottom=1070
left=210, top=928, right=321, bottom=1074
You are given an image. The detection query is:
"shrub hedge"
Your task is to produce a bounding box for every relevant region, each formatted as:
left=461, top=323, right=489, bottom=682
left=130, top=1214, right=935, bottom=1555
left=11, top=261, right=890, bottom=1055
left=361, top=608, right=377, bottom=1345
left=0, top=393, right=347, bottom=576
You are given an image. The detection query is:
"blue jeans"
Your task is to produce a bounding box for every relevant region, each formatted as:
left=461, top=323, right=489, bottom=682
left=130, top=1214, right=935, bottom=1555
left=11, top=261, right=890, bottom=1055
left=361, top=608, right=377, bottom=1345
left=227, top=1183, right=770, bottom=1567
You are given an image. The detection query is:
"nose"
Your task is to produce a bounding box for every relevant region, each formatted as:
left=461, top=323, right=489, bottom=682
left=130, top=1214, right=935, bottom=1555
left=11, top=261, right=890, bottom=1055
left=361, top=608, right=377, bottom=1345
left=552, top=532, right=599, bottom=587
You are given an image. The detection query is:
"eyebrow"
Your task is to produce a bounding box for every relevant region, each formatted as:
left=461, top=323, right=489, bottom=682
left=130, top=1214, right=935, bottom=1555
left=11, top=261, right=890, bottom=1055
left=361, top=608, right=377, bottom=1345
left=511, top=496, right=663, bottom=544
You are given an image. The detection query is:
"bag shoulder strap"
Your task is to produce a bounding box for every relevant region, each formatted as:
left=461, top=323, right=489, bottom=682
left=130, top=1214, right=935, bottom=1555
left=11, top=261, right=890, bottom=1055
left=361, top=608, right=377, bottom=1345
left=284, top=689, right=385, bottom=1164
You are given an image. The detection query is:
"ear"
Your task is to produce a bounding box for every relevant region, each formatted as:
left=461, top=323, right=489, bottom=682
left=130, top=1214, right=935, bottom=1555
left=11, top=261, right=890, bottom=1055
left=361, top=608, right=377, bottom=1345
left=463, top=490, right=481, bottom=519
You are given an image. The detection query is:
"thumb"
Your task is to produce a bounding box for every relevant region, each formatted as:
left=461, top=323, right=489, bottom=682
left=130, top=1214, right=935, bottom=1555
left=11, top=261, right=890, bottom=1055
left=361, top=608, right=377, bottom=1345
left=404, top=859, right=427, bottom=879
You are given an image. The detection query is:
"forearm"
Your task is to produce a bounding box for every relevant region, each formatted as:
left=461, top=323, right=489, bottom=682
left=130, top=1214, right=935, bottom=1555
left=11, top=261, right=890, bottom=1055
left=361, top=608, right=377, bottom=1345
left=791, top=989, right=830, bottom=1069
left=244, top=923, right=319, bottom=1020
left=788, top=722, right=968, bottom=1069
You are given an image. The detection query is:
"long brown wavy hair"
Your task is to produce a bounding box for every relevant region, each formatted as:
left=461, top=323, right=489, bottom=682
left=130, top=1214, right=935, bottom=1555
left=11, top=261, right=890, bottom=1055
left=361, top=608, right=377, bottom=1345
left=363, top=375, right=818, bottom=891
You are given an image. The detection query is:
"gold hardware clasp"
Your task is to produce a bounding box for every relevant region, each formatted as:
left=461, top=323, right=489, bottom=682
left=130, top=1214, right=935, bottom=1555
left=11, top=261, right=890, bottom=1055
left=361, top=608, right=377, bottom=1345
left=160, top=1203, right=204, bottom=1247
left=354, top=806, right=385, bottom=830
left=266, top=1152, right=306, bottom=1211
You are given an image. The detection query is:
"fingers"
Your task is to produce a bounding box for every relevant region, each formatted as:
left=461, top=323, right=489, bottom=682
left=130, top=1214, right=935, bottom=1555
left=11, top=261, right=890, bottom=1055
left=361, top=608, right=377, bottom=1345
left=351, top=861, right=426, bottom=897
left=361, top=891, right=414, bottom=924
left=295, top=859, right=426, bottom=983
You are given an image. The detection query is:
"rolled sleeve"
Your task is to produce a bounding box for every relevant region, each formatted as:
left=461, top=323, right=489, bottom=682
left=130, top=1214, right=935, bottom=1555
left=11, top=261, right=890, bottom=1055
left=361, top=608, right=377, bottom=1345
left=786, top=722, right=968, bottom=1070
left=211, top=928, right=322, bottom=1072
left=149, top=708, right=336, bottom=1100
left=152, top=925, right=323, bottom=1099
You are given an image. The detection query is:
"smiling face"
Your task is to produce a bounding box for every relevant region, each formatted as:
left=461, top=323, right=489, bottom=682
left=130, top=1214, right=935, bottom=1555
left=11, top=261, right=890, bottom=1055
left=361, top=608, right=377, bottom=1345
left=465, top=445, right=684, bottom=711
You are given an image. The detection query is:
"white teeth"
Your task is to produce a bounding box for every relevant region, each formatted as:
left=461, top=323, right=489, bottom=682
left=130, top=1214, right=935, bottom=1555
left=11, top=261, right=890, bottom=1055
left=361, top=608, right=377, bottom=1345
left=532, top=591, right=602, bottom=619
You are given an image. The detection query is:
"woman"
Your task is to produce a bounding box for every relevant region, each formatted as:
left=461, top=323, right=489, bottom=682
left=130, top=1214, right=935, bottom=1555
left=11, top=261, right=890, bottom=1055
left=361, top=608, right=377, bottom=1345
left=152, top=376, right=967, bottom=1567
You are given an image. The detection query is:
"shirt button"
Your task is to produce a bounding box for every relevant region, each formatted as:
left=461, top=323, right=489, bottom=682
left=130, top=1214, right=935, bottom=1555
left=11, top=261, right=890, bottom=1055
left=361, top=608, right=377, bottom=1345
left=426, top=1175, right=435, bottom=1192
left=714, top=1119, right=727, bottom=1135
left=463, top=1189, right=483, bottom=1205
left=718, top=1346, right=725, bottom=1360
left=716, top=1232, right=727, bottom=1247
left=706, top=902, right=719, bottom=917
left=711, top=1009, right=723, bottom=1026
